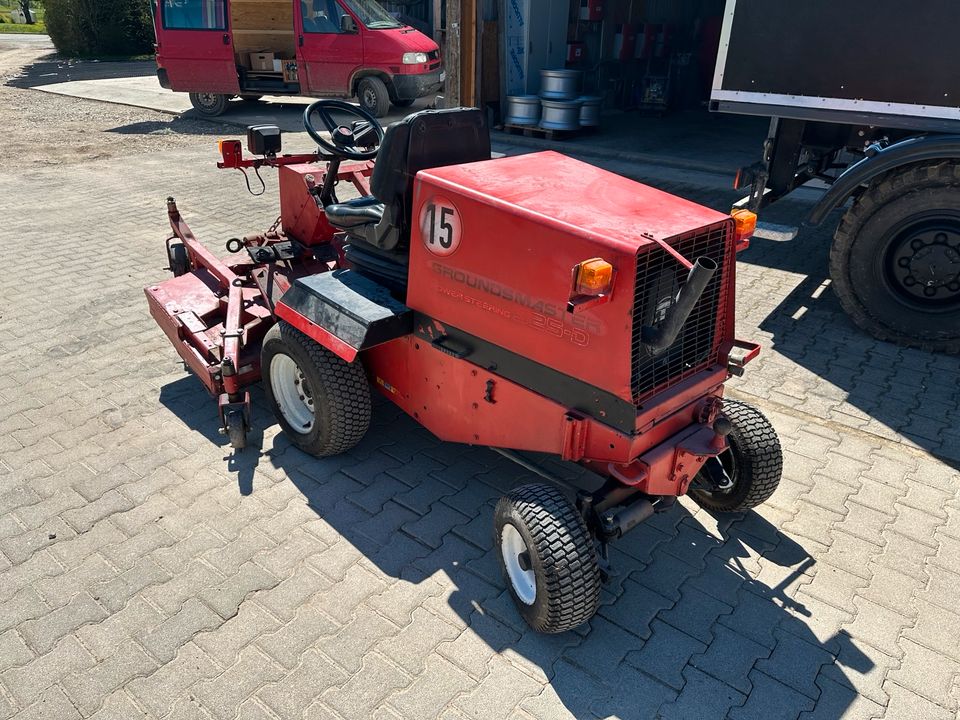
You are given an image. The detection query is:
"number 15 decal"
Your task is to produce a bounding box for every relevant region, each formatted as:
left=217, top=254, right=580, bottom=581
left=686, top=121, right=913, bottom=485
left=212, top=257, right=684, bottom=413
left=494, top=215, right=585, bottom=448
left=419, top=196, right=462, bottom=256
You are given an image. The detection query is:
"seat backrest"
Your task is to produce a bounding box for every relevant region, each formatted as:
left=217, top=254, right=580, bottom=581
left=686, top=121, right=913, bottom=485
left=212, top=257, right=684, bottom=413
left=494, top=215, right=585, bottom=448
left=369, top=107, right=490, bottom=248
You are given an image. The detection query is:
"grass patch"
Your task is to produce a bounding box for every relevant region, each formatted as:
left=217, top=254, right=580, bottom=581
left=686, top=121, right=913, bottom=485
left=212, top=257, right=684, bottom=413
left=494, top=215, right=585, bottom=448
left=0, top=9, right=46, bottom=33
left=0, top=20, right=46, bottom=33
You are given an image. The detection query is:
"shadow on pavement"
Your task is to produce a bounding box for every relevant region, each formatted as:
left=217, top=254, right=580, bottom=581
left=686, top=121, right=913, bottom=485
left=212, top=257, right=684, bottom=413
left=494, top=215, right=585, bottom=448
left=106, top=117, right=237, bottom=137
left=739, top=205, right=960, bottom=464
left=158, top=380, right=876, bottom=717
left=6, top=55, right=155, bottom=88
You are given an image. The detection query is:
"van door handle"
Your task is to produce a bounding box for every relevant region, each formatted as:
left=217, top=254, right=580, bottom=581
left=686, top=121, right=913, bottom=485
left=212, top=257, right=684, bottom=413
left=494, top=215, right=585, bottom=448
left=222, top=33, right=230, bottom=45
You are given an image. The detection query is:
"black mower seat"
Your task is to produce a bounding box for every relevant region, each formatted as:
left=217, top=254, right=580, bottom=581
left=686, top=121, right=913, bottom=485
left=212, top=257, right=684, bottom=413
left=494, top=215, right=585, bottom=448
left=325, top=196, right=384, bottom=228
left=324, top=107, right=490, bottom=251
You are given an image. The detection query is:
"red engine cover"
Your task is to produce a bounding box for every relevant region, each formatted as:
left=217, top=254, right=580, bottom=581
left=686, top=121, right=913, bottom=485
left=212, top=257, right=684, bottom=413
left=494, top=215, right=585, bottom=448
left=405, top=151, right=730, bottom=405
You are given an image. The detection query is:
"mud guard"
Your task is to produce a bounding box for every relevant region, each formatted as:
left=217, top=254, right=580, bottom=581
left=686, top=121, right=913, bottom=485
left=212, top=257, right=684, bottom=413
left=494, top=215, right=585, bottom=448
left=806, top=134, right=960, bottom=227
left=274, top=269, right=413, bottom=363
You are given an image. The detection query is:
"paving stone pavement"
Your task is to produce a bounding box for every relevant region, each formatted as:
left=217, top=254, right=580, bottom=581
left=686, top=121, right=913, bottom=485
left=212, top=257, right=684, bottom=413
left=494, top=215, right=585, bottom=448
left=1, top=129, right=960, bottom=720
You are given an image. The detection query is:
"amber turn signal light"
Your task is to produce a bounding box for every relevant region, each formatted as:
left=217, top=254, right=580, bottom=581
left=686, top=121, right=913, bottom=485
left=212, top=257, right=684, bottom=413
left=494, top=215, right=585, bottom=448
left=731, top=209, right=757, bottom=247
left=574, top=258, right=614, bottom=296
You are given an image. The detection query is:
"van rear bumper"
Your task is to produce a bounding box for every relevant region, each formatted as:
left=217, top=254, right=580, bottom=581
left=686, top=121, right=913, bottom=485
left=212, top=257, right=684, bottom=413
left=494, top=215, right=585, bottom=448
left=392, top=69, right=444, bottom=100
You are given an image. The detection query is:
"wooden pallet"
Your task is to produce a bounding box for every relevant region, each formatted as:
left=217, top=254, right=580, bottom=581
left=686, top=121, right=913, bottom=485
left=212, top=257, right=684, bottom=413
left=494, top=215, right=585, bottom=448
left=501, top=123, right=582, bottom=141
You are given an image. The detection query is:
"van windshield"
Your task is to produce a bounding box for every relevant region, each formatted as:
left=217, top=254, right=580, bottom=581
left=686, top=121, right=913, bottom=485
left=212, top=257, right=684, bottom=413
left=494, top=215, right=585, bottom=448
left=342, top=0, right=402, bottom=29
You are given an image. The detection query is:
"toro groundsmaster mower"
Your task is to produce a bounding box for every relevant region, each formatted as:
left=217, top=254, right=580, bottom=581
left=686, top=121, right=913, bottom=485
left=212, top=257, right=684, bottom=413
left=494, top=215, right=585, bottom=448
left=146, top=101, right=783, bottom=632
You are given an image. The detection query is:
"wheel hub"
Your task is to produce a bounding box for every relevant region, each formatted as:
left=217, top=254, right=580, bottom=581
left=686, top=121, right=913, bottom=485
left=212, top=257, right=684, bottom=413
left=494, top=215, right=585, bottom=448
left=270, top=353, right=315, bottom=433
left=501, top=524, right=536, bottom=605
left=889, top=224, right=960, bottom=304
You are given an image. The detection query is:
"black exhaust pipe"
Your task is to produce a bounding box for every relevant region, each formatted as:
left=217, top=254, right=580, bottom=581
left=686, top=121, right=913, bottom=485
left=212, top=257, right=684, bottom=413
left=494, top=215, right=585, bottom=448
left=640, top=256, right=718, bottom=354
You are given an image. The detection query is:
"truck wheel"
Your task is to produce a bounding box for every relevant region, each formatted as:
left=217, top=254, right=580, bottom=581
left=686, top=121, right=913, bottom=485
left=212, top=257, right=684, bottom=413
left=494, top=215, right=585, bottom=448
left=830, top=161, right=960, bottom=352
left=688, top=400, right=782, bottom=513
left=189, top=92, right=229, bottom=117
left=494, top=483, right=601, bottom=633
left=357, top=77, right=391, bottom=118
left=261, top=321, right=371, bottom=456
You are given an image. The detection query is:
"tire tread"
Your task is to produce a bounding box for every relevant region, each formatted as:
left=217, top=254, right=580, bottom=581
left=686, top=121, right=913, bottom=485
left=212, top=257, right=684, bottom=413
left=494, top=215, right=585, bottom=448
left=830, top=160, right=960, bottom=352
left=495, top=483, right=601, bottom=633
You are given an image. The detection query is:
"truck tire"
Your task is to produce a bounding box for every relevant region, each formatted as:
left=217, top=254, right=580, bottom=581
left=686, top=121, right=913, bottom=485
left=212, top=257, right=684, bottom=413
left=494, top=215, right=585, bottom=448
left=494, top=483, right=601, bottom=633
left=830, top=161, right=960, bottom=352
left=262, top=321, right=371, bottom=457
left=189, top=92, right=229, bottom=117
left=688, top=400, right=782, bottom=513
left=357, top=77, right=391, bottom=118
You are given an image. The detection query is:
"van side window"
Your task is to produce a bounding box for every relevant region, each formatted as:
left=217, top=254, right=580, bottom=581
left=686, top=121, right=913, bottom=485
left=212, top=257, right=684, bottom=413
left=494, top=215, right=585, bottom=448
left=162, top=0, right=227, bottom=30
left=302, top=0, right=345, bottom=33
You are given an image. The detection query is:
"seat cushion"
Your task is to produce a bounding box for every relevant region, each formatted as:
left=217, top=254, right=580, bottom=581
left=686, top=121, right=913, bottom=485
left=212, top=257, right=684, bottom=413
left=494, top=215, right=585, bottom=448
left=325, top=195, right=385, bottom=229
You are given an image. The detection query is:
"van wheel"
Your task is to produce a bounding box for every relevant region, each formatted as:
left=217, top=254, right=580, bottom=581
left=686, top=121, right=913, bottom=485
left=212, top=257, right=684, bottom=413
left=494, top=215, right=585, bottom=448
left=358, top=77, right=391, bottom=118
left=189, top=92, right=229, bottom=117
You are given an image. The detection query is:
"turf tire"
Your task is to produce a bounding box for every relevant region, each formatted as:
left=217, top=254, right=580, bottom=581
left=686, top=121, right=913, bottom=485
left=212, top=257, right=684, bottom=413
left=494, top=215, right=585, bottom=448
left=688, top=400, right=782, bottom=512
left=494, top=483, right=601, bottom=633
left=262, top=321, right=371, bottom=456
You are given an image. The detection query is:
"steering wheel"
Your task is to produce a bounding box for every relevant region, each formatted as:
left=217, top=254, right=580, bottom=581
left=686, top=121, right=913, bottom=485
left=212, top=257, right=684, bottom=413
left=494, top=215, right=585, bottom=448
left=303, top=99, right=384, bottom=161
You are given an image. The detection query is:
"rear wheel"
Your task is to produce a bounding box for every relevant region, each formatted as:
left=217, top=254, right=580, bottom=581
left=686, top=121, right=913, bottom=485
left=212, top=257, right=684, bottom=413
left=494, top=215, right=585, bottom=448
left=262, top=321, right=371, bottom=456
left=830, top=161, right=960, bottom=352
left=494, top=483, right=601, bottom=633
left=357, top=77, right=391, bottom=118
left=688, top=400, right=782, bottom=513
left=189, top=92, right=229, bottom=117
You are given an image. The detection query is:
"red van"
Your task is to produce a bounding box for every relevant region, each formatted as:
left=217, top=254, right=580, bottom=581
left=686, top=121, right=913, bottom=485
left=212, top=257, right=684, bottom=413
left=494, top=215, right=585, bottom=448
left=152, top=0, right=444, bottom=118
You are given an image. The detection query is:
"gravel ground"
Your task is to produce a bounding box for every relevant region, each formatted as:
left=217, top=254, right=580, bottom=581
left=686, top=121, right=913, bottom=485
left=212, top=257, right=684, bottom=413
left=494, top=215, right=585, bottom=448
left=0, top=44, right=237, bottom=168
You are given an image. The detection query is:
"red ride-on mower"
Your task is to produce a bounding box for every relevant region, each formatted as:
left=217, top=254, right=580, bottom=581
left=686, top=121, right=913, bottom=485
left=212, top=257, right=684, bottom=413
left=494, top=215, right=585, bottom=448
left=146, top=100, right=783, bottom=632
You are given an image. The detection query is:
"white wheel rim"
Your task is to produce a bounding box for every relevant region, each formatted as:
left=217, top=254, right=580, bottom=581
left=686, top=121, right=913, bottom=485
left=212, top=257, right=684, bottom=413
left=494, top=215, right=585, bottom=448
left=501, top=524, right=536, bottom=605
left=270, top=353, right=315, bottom=433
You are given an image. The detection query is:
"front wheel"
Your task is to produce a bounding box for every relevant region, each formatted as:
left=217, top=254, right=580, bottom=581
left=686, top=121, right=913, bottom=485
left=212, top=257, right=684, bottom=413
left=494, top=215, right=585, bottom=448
left=189, top=92, right=229, bottom=117
left=261, top=321, right=371, bottom=456
left=830, top=161, right=960, bottom=352
left=357, top=77, right=391, bottom=118
left=688, top=400, right=782, bottom=513
left=494, top=483, right=601, bottom=633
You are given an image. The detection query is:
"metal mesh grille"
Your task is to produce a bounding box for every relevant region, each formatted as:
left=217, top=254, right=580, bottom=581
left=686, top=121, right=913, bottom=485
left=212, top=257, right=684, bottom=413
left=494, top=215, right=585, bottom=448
left=630, top=221, right=732, bottom=404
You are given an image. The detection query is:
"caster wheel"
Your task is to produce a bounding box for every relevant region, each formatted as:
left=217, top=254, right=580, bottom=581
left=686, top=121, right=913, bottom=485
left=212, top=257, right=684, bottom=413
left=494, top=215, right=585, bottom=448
left=224, top=408, right=247, bottom=450
left=168, top=241, right=189, bottom=277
